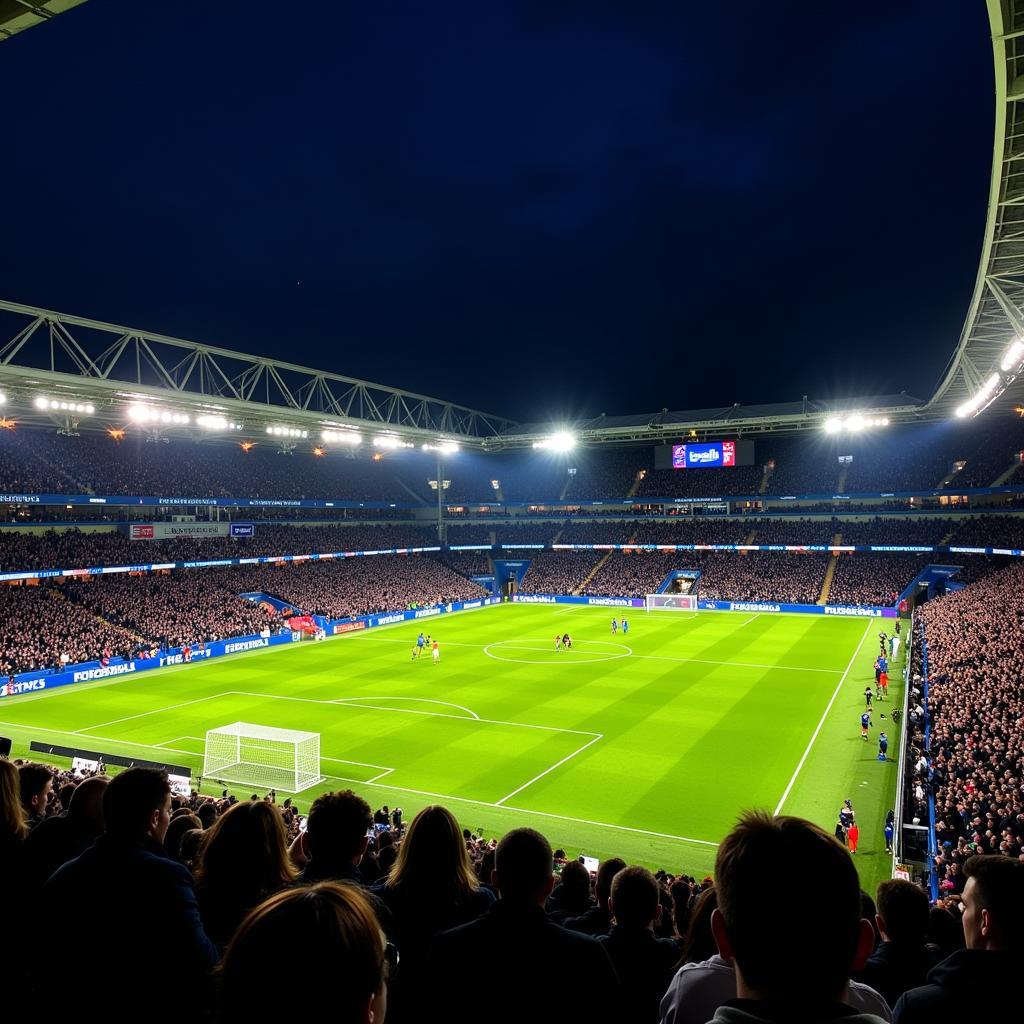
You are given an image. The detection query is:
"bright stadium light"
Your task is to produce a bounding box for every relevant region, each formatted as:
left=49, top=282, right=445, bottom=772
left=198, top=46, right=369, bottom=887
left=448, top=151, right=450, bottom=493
left=422, top=440, right=458, bottom=454
left=34, top=395, right=96, bottom=415
left=1001, top=339, right=1024, bottom=373
left=322, top=429, right=361, bottom=445
left=266, top=425, right=308, bottom=438
left=197, top=414, right=228, bottom=430
left=955, top=373, right=1003, bottom=419
left=823, top=414, right=889, bottom=434
left=824, top=418, right=842, bottom=434
left=128, top=402, right=188, bottom=424
left=373, top=435, right=414, bottom=449
left=532, top=430, right=576, bottom=451
left=845, top=414, right=865, bottom=432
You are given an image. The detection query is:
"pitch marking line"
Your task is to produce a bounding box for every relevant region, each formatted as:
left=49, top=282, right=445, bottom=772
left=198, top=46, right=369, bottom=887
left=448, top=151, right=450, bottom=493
left=331, top=696, right=481, bottom=720
left=356, top=633, right=845, bottom=674
left=0, top=717, right=714, bottom=849
left=484, top=639, right=632, bottom=666
left=773, top=618, right=873, bottom=815
left=71, top=693, right=232, bottom=735
left=228, top=690, right=601, bottom=738
left=494, top=732, right=604, bottom=805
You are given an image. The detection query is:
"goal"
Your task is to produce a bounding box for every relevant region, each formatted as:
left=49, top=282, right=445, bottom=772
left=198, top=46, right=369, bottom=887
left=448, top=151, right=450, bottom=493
left=202, top=722, right=322, bottom=793
left=645, top=594, right=698, bottom=613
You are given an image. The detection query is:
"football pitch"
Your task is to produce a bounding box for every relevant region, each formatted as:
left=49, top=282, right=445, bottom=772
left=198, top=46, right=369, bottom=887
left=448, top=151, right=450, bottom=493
left=0, top=604, right=901, bottom=890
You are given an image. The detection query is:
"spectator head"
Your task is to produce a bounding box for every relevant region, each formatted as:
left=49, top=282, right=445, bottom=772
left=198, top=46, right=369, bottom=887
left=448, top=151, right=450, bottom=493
left=196, top=801, right=219, bottom=829
left=164, top=811, right=202, bottom=860
left=609, top=866, right=660, bottom=930
left=595, top=857, right=627, bottom=909
left=493, top=827, right=553, bottom=904
left=67, top=775, right=108, bottom=834
left=218, top=882, right=388, bottom=1024
left=711, top=811, right=873, bottom=1003
left=681, top=886, right=718, bottom=964
left=102, top=767, right=171, bottom=842
left=875, top=879, right=929, bottom=945
left=384, top=804, right=478, bottom=901
left=557, top=860, right=591, bottom=910
left=305, top=790, right=373, bottom=867
left=961, top=855, right=1024, bottom=952
left=0, top=758, right=28, bottom=841
left=18, top=763, right=52, bottom=819
left=194, top=799, right=297, bottom=914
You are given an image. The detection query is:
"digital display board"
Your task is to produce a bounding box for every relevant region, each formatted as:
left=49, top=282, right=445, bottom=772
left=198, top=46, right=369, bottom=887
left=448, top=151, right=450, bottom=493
left=672, top=441, right=736, bottom=469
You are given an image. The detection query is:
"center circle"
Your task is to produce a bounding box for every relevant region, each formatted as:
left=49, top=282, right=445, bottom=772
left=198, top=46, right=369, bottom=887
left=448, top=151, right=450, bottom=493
left=483, top=639, right=633, bottom=665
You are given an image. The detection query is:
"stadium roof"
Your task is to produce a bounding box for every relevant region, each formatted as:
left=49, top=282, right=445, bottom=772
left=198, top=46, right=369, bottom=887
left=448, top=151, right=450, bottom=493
left=930, top=0, right=1024, bottom=416
left=0, top=299, right=518, bottom=445
left=493, top=394, right=930, bottom=448
left=0, top=0, right=87, bottom=42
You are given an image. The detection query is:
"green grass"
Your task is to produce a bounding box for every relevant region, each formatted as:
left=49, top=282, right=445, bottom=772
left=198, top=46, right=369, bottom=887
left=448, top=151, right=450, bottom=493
left=0, top=604, right=901, bottom=892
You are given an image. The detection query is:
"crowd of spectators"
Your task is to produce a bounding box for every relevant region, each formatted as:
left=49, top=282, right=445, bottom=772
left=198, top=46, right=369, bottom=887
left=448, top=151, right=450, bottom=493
left=828, top=556, right=928, bottom=608
left=64, top=573, right=284, bottom=651
left=692, top=553, right=827, bottom=605
left=0, top=584, right=138, bottom=676
left=521, top=552, right=602, bottom=594
left=4, top=761, right=1020, bottom=1024
left=910, top=563, right=1024, bottom=893
left=582, top=553, right=679, bottom=598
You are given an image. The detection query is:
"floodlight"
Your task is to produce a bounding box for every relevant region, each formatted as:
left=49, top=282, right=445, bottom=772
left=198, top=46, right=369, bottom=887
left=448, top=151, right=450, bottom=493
left=845, top=414, right=865, bottom=432
left=955, top=372, right=1002, bottom=419
left=533, top=430, right=576, bottom=451
left=1001, top=339, right=1024, bottom=372
left=197, top=414, right=228, bottom=430
left=824, top=418, right=842, bottom=434
left=322, top=430, right=361, bottom=445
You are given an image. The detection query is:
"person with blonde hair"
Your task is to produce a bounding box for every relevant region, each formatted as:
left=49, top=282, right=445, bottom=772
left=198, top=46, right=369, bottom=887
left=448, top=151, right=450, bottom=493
left=194, top=797, right=297, bottom=948
left=374, top=805, right=493, bottom=1021
left=218, top=882, right=392, bottom=1024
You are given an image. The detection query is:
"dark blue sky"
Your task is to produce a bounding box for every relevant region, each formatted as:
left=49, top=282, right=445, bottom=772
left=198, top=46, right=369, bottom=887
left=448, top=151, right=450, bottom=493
left=0, top=2, right=993, bottom=423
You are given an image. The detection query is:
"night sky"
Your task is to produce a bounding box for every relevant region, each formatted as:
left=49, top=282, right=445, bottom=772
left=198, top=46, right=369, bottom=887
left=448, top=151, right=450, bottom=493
left=0, top=2, right=994, bottom=424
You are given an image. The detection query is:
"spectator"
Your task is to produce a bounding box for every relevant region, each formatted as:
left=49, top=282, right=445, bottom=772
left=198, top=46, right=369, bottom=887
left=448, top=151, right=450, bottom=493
left=194, top=798, right=298, bottom=948
left=22, top=774, right=108, bottom=888
left=855, top=880, right=937, bottom=1009
left=299, top=788, right=373, bottom=885
left=685, top=811, right=884, bottom=1024
left=164, top=810, right=203, bottom=861
left=0, top=758, right=29, bottom=928
left=547, top=858, right=594, bottom=924
left=373, top=805, right=494, bottom=1022
left=599, top=865, right=679, bottom=1023
left=893, top=856, right=1024, bottom=1024
left=565, top=856, right=627, bottom=936
left=427, top=827, right=620, bottom=1024
left=41, top=767, right=218, bottom=1023
left=216, top=881, right=391, bottom=1024
left=18, top=762, right=52, bottom=831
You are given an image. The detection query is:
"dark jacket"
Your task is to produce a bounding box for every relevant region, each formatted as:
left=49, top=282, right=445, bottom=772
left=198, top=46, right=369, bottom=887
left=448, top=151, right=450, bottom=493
left=892, top=949, right=1018, bottom=1024
left=41, top=833, right=218, bottom=1023
left=427, top=899, right=621, bottom=1024
left=564, top=903, right=613, bottom=936
left=598, top=925, right=679, bottom=1023
left=372, top=882, right=494, bottom=1023
left=854, top=940, right=939, bottom=1010
left=22, top=811, right=100, bottom=890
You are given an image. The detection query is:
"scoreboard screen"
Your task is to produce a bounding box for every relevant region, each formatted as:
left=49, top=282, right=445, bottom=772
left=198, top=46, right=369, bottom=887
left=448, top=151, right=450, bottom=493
left=672, top=441, right=736, bottom=469
left=654, top=439, right=754, bottom=471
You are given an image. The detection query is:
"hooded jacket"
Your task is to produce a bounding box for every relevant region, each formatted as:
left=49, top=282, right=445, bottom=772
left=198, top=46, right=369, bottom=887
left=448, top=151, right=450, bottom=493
left=892, top=949, right=1018, bottom=1024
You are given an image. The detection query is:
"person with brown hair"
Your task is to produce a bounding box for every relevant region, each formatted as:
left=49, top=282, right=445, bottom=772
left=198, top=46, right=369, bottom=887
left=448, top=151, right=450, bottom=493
left=194, top=798, right=298, bottom=948
left=893, top=855, right=1024, bottom=1024
left=17, top=762, right=52, bottom=830
left=41, top=767, right=218, bottom=1023
left=373, top=805, right=493, bottom=1021
left=670, top=811, right=885, bottom=1024
left=426, top=827, right=619, bottom=1024
left=855, top=879, right=936, bottom=1009
left=565, top=856, right=627, bottom=936
left=598, top=865, right=678, bottom=1023
left=217, top=882, right=391, bottom=1024
left=297, top=788, right=373, bottom=885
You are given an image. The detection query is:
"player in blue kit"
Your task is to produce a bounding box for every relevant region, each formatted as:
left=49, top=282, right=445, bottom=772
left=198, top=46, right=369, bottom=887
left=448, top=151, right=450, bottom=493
left=622, top=618, right=629, bottom=635
left=884, top=810, right=895, bottom=853
left=611, top=618, right=618, bottom=634
left=412, top=632, right=425, bottom=660
left=861, top=711, right=871, bottom=740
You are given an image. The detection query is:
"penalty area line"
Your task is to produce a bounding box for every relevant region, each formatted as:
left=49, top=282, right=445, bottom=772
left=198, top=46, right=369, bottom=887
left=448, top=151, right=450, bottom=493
left=494, top=733, right=604, bottom=806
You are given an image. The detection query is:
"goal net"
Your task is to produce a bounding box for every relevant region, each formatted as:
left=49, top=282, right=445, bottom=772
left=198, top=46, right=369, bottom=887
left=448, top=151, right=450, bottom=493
left=645, top=594, right=698, bottom=613
left=202, top=722, right=322, bottom=793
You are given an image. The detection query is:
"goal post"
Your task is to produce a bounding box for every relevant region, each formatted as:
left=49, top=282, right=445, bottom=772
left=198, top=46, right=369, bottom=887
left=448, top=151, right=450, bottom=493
left=202, top=722, right=322, bottom=793
left=645, top=593, right=698, bottom=613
